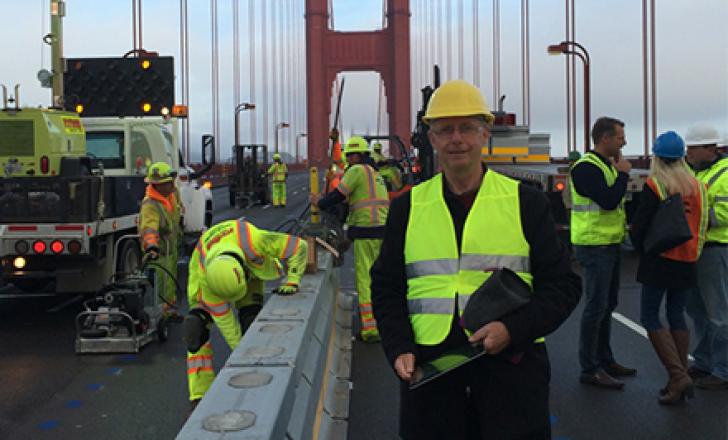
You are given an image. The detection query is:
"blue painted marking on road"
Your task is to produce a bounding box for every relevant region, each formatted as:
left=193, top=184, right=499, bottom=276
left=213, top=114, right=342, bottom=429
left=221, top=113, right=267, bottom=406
left=550, top=415, right=558, bottom=425
left=38, top=420, right=60, bottom=430
left=86, top=383, right=104, bottom=391
left=120, top=354, right=137, bottom=362
left=65, top=400, right=83, bottom=409
left=106, top=367, right=122, bottom=375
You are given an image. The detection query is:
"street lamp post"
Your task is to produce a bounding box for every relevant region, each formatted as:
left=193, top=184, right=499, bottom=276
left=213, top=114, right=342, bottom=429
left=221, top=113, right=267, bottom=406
left=275, top=122, right=290, bottom=155
left=234, top=102, right=255, bottom=146
left=295, top=133, right=307, bottom=164
left=548, top=41, right=591, bottom=152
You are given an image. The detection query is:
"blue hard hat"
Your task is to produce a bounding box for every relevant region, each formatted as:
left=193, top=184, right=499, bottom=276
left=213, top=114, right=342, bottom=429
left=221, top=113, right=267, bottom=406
left=652, top=131, right=685, bottom=159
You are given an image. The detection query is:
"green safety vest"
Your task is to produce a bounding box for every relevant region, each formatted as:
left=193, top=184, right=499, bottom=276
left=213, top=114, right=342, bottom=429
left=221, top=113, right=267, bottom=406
left=337, top=163, right=389, bottom=227
left=570, top=152, right=626, bottom=245
left=695, top=157, right=728, bottom=243
left=404, top=171, right=535, bottom=346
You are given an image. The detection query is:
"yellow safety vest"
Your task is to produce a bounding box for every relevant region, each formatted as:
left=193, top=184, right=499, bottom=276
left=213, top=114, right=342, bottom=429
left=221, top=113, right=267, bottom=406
left=268, top=162, right=288, bottom=183
left=570, top=152, right=626, bottom=245
left=404, top=171, right=534, bottom=346
left=695, top=157, right=728, bottom=243
left=337, top=163, right=389, bottom=227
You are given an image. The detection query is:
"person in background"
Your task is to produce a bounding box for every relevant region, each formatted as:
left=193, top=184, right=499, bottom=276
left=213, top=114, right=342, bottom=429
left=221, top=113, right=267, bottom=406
left=139, top=162, right=183, bottom=321
left=630, top=131, right=707, bottom=404
left=268, top=153, right=288, bottom=208
left=570, top=117, right=636, bottom=390
left=684, top=124, right=728, bottom=390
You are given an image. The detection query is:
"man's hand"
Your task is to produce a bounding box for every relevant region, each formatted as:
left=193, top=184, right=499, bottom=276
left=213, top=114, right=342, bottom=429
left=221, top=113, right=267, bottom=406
left=394, top=352, right=416, bottom=382
left=276, top=283, right=298, bottom=295
left=612, top=153, right=632, bottom=174
left=468, top=321, right=511, bottom=354
left=309, top=192, right=322, bottom=205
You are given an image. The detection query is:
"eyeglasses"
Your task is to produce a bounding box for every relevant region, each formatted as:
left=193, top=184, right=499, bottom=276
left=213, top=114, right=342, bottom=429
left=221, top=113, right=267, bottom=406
left=431, top=124, right=485, bottom=140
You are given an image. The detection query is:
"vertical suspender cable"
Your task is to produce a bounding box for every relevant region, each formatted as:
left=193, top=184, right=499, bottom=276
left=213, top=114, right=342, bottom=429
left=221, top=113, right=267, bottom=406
left=437, top=0, right=443, bottom=69
left=571, top=0, right=577, bottom=150
left=493, top=0, right=500, bottom=105
left=271, top=0, right=278, bottom=151
left=525, top=0, right=530, bottom=126
left=446, top=0, right=452, bottom=80
left=179, top=0, right=188, bottom=160
left=138, top=0, right=143, bottom=49
left=650, top=0, right=657, bottom=143
left=473, top=0, right=479, bottom=87
left=132, top=0, right=137, bottom=51
left=233, top=0, right=240, bottom=143
left=458, top=0, right=464, bottom=79
left=564, top=0, right=572, bottom=152
left=211, top=0, right=220, bottom=158
left=249, top=0, right=257, bottom=143
left=642, top=0, right=649, bottom=155
left=261, top=0, right=268, bottom=147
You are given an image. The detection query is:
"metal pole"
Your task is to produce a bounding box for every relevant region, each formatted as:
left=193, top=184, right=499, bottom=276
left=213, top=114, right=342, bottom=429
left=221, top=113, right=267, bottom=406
left=650, top=0, right=657, bottom=143
left=249, top=0, right=257, bottom=144
left=50, top=0, right=65, bottom=107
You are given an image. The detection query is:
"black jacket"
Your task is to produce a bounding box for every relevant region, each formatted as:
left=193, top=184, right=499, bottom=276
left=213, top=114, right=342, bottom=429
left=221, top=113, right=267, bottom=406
left=629, top=182, right=697, bottom=289
left=371, top=169, right=582, bottom=367
left=570, top=151, right=628, bottom=210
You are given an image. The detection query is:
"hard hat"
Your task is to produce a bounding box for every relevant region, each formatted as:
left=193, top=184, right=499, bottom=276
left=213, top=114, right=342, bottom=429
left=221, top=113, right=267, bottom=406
left=145, top=162, right=177, bottom=184
left=423, top=80, right=495, bottom=125
left=684, top=125, right=720, bottom=147
left=273, top=153, right=281, bottom=160
left=372, top=142, right=383, bottom=152
left=205, top=249, right=247, bottom=301
left=343, top=136, right=370, bottom=155
left=652, top=131, right=685, bottom=158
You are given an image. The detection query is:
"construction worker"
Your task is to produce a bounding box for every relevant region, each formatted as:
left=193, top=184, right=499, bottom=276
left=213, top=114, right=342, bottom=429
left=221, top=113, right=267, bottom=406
left=139, top=162, right=183, bottom=321
left=183, top=219, right=307, bottom=409
left=571, top=117, right=636, bottom=390
left=684, top=124, right=728, bottom=390
left=370, top=80, right=580, bottom=439
left=268, top=153, right=288, bottom=207
left=629, top=131, right=708, bottom=404
left=372, top=142, right=404, bottom=192
left=310, top=136, right=389, bottom=342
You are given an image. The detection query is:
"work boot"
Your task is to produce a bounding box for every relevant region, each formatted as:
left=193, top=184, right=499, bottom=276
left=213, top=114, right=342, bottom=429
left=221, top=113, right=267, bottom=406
left=687, top=365, right=711, bottom=380
left=695, top=375, right=728, bottom=390
left=648, top=329, right=694, bottom=404
left=579, top=371, right=624, bottom=390
left=603, top=362, right=637, bottom=377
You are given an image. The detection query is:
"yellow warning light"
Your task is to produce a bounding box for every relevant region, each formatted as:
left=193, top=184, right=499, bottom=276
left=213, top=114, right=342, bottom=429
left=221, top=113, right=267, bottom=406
left=141, top=59, right=152, bottom=70
left=142, top=102, right=152, bottom=113
left=203, top=181, right=212, bottom=189
left=75, top=104, right=84, bottom=114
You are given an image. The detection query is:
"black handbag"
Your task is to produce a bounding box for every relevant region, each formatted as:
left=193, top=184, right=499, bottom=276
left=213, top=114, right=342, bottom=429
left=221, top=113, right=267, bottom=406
left=643, top=190, right=693, bottom=255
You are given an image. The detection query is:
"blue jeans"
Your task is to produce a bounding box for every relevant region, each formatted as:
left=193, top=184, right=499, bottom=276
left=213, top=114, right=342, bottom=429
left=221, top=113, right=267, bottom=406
left=686, top=246, right=728, bottom=380
left=640, top=284, right=690, bottom=332
left=575, top=245, right=620, bottom=374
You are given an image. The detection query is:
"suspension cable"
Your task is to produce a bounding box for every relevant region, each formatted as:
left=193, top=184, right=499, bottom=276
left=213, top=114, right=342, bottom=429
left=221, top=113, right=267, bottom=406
left=473, top=0, right=479, bottom=86
left=261, top=0, right=268, bottom=147
left=249, top=0, right=257, bottom=143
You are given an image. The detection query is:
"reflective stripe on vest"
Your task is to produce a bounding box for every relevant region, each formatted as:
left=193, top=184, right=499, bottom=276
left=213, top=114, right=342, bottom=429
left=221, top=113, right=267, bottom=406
left=404, top=171, right=535, bottom=346
left=345, top=164, right=389, bottom=227
left=695, top=157, right=728, bottom=243
left=236, top=219, right=264, bottom=265
left=280, top=234, right=301, bottom=259
left=570, top=152, right=626, bottom=245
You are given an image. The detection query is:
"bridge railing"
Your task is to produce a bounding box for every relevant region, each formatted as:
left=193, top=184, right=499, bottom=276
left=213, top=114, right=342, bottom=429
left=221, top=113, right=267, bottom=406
left=176, top=250, right=354, bottom=439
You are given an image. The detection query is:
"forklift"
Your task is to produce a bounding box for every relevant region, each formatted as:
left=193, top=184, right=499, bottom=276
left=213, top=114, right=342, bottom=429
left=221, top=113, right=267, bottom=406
left=228, top=144, right=271, bottom=208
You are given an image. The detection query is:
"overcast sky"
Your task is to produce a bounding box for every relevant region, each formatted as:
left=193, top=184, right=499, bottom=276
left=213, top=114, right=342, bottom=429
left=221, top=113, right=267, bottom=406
left=2, top=0, right=727, bottom=160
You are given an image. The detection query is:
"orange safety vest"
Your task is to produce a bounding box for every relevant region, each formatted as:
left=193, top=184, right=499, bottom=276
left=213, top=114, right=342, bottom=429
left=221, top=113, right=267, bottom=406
left=646, top=177, right=708, bottom=262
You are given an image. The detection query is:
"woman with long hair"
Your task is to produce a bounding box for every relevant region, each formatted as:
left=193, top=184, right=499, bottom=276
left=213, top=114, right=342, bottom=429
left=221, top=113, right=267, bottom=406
left=630, top=131, right=708, bottom=404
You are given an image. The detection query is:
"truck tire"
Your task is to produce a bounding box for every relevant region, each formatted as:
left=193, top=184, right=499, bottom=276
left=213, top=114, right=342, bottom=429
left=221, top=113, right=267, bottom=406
left=117, top=239, right=142, bottom=278
left=13, top=278, right=51, bottom=293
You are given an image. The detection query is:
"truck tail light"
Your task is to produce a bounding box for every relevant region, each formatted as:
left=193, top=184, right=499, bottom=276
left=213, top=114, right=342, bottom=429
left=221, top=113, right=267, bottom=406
left=50, top=240, right=64, bottom=254
left=14, top=240, right=29, bottom=255
left=68, top=240, right=82, bottom=255
left=40, top=156, right=50, bottom=174
left=33, top=240, right=47, bottom=254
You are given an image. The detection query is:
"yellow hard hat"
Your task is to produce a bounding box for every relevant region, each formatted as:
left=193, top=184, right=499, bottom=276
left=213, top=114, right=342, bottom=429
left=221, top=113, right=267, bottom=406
left=423, top=80, right=494, bottom=125
left=145, top=162, right=177, bottom=184
left=273, top=153, right=281, bottom=160
left=205, top=249, right=247, bottom=301
left=372, top=142, right=383, bottom=152
left=343, top=136, right=370, bottom=155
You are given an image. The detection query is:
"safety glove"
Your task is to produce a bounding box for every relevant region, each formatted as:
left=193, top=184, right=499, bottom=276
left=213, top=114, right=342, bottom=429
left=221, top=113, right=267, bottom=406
left=276, top=282, right=299, bottom=296
left=144, top=246, right=160, bottom=261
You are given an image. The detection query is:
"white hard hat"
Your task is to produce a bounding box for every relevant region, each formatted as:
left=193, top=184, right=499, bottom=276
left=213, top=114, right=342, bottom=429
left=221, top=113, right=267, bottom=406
left=684, top=125, right=721, bottom=147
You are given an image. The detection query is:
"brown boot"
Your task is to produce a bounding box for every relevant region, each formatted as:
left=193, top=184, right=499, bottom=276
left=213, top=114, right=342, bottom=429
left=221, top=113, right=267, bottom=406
left=660, top=329, right=691, bottom=395
left=648, top=329, right=694, bottom=405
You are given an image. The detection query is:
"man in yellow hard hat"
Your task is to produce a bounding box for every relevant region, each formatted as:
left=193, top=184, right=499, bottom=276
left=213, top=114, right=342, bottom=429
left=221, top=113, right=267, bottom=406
left=372, top=143, right=404, bottom=192
left=310, top=136, right=390, bottom=342
left=268, top=153, right=288, bottom=207
left=371, top=80, right=580, bottom=439
left=183, top=219, right=307, bottom=410
left=139, top=162, right=183, bottom=321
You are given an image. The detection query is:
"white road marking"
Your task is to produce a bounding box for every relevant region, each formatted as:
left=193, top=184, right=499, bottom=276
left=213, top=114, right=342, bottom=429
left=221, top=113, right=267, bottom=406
left=263, top=205, right=271, bottom=210
left=47, top=294, right=84, bottom=313
left=612, top=311, right=695, bottom=361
